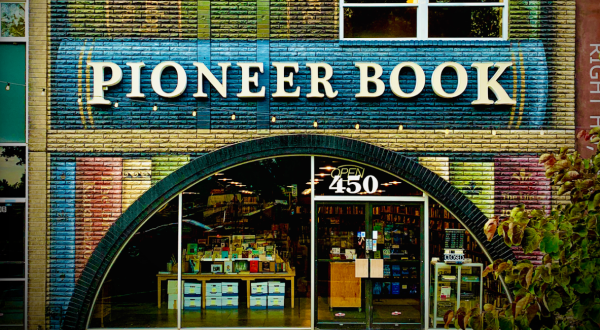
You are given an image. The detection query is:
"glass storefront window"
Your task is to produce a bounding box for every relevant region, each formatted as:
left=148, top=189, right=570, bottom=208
left=87, top=156, right=506, bottom=329
left=0, top=203, right=25, bottom=277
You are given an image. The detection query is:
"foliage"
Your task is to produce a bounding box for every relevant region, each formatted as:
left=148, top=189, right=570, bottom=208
left=0, top=147, right=25, bottom=197
left=447, top=128, right=600, bottom=330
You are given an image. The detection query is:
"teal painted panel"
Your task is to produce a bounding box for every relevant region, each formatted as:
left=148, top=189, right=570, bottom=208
left=0, top=43, right=26, bottom=143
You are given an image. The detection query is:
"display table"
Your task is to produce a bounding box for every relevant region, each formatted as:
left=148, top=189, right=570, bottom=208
left=157, top=270, right=296, bottom=309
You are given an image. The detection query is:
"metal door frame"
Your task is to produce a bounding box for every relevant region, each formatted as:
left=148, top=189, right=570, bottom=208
left=310, top=156, right=431, bottom=330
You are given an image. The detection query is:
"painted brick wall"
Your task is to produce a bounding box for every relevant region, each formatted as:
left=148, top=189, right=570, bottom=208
left=35, top=0, right=576, bottom=329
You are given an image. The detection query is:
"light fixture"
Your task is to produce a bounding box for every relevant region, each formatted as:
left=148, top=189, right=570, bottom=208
left=231, top=113, right=236, bottom=120
left=302, top=188, right=311, bottom=195
left=192, top=110, right=197, bottom=117
left=382, top=183, right=391, bottom=186
left=77, top=95, right=82, bottom=104
left=41, top=88, right=46, bottom=96
left=313, top=120, right=318, bottom=128
left=271, top=116, right=276, bottom=123
left=5, top=83, right=10, bottom=91
left=540, top=130, right=544, bottom=136
left=492, top=128, right=496, bottom=136
left=315, top=173, right=327, bottom=177
left=114, top=101, right=119, bottom=108
left=319, top=166, right=335, bottom=171
left=445, top=128, right=450, bottom=135
left=390, top=181, right=400, bottom=185
left=153, top=104, right=158, bottom=111
left=355, top=122, right=360, bottom=130
left=214, top=172, right=224, bottom=176
left=398, top=124, right=403, bottom=131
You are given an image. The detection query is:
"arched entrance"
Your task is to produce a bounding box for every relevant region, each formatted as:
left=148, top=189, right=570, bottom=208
left=63, top=134, right=514, bottom=330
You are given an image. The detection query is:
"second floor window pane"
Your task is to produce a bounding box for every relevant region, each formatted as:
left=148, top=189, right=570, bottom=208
left=429, top=6, right=502, bottom=38
left=344, top=7, right=417, bottom=38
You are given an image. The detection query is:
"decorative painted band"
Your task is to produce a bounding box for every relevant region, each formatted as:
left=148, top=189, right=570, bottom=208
left=62, top=134, right=515, bottom=330
left=51, top=40, right=547, bottom=130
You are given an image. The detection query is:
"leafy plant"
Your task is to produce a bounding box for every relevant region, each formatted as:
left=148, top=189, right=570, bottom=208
left=447, top=128, right=600, bottom=330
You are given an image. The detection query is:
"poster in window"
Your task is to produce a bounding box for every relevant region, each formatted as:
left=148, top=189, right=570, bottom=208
left=1, top=3, right=25, bottom=38
left=0, top=146, right=25, bottom=198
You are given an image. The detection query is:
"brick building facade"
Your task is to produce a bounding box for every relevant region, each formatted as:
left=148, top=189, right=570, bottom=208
left=24, top=0, right=575, bottom=329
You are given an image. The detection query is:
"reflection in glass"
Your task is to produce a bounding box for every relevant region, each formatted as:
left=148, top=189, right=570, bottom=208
left=344, top=7, right=417, bottom=38
left=316, top=204, right=367, bottom=325
left=179, top=156, right=312, bottom=328
left=430, top=0, right=502, bottom=2
left=0, top=203, right=25, bottom=277
left=0, top=281, right=24, bottom=328
left=0, top=147, right=26, bottom=198
left=429, top=6, right=502, bottom=38
left=89, top=198, right=180, bottom=328
left=371, top=204, right=421, bottom=325
left=345, top=0, right=415, bottom=3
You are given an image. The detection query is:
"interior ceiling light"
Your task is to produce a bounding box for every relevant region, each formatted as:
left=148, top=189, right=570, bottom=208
left=319, top=166, right=335, bottom=171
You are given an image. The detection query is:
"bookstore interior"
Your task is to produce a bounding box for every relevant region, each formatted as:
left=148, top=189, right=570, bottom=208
left=89, top=156, right=507, bottom=329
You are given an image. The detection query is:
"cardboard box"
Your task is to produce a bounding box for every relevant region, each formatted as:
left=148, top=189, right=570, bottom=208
left=250, top=296, right=267, bottom=309
left=268, top=295, right=285, bottom=309
left=207, top=283, right=222, bottom=296
left=184, top=297, right=201, bottom=310
left=168, top=294, right=178, bottom=309
left=184, top=283, right=202, bottom=296
left=268, top=281, right=285, bottom=296
left=221, top=296, right=239, bottom=309
left=221, top=282, right=239, bottom=296
left=250, top=260, right=259, bottom=273
left=168, top=280, right=183, bottom=294
left=206, top=296, right=221, bottom=309
left=251, top=282, right=268, bottom=296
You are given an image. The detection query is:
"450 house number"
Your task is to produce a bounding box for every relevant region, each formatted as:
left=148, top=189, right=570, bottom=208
left=327, top=165, right=379, bottom=194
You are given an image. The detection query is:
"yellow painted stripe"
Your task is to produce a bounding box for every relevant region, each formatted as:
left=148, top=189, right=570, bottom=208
left=85, top=45, right=94, bottom=127
left=507, top=52, right=518, bottom=128
left=77, top=44, right=87, bottom=128
left=516, top=51, right=526, bottom=128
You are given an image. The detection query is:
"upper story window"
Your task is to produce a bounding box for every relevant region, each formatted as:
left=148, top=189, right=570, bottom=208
left=340, top=0, right=508, bottom=40
left=0, top=1, right=27, bottom=41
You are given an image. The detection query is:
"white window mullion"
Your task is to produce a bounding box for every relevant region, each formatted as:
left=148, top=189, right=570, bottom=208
left=339, top=0, right=345, bottom=39
left=503, top=1, right=509, bottom=39
left=417, top=0, right=429, bottom=40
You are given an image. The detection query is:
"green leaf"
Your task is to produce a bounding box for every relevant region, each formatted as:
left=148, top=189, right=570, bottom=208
left=571, top=277, right=592, bottom=294
left=584, top=321, right=600, bottom=330
left=515, top=315, right=530, bottom=330
left=540, top=232, right=560, bottom=254
left=573, top=224, right=588, bottom=237
left=509, top=224, right=525, bottom=245
left=498, top=316, right=513, bottom=330
left=544, top=290, right=563, bottom=312
left=521, top=228, right=541, bottom=254
left=589, top=304, right=600, bottom=324
left=573, top=300, right=588, bottom=321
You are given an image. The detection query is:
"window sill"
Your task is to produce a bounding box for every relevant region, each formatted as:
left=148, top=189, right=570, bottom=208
left=338, top=39, right=510, bottom=47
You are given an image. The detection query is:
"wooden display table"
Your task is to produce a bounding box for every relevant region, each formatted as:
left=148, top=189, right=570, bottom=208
left=157, top=270, right=296, bottom=309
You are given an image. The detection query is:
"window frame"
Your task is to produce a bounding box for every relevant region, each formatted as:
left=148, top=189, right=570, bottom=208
left=339, top=0, right=508, bottom=41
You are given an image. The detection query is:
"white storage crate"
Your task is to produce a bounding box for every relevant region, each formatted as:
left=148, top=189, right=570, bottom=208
left=250, top=296, right=267, bottom=309
left=207, top=283, right=222, bottom=296
left=184, top=297, right=202, bottom=309
left=221, top=296, right=239, bottom=309
left=184, top=283, right=202, bottom=296
left=221, top=282, right=239, bottom=296
left=206, top=296, right=222, bottom=309
left=268, top=295, right=285, bottom=309
left=268, top=281, right=285, bottom=296
left=251, top=282, right=268, bottom=296
left=167, top=294, right=178, bottom=309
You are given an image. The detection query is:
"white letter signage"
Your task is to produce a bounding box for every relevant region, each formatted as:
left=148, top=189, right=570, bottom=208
left=431, top=62, right=468, bottom=99
left=389, top=62, right=426, bottom=98
left=355, top=62, right=385, bottom=98
left=471, top=62, right=517, bottom=105
left=306, top=63, right=338, bottom=99
left=237, top=62, right=266, bottom=98
left=151, top=61, right=188, bottom=98
left=272, top=62, right=300, bottom=98
left=193, top=62, right=230, bottom=98
left=87, top=61, right=123, bottom=105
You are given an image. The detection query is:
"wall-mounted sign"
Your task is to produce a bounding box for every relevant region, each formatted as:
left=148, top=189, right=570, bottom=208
left=576, top=0, right=600, bottom=157
left=87, top=61, right=516, bottom=105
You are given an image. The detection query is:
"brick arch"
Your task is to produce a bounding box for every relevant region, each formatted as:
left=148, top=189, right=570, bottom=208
left=63, top=134, right=515, bottom=330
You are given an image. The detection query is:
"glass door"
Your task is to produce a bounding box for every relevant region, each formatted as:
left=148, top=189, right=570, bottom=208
left=315, top=202, right=424, bottom=330
left=370, top=203, right=423, bottom=328
left=315, top=202, right=368, bottom=328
